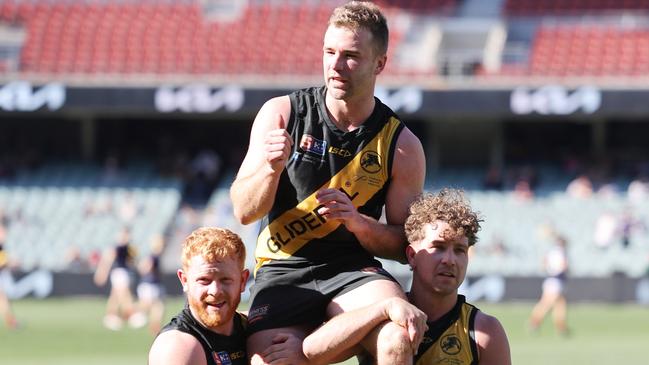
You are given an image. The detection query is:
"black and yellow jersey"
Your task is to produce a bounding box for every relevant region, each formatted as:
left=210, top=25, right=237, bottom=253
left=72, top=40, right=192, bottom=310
left=159, top=306, right=247, bottom=365
left=254, top=86, right=405, bottom=273
left=415, top=295, right=479, bottom=365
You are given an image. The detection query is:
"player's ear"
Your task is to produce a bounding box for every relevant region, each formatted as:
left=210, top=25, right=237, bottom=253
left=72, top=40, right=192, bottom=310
left=375, top=54, right=387, bottom=75
left=240, top=269, right=250, bottom=293
left=177, top=269, right=188, bottom=292
left=406, top=245, right=416, bottom=269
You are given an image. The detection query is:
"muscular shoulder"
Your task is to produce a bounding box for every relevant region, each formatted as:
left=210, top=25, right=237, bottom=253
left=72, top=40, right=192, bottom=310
left=149, top=330, right=207, bottom=365
left=394, top=127, right=424, bottom=161
left=255, top=96, right=291, bottom=129
left=390, top=126, right=425, bottom=184
left=473, top=311, right=511, bottom=365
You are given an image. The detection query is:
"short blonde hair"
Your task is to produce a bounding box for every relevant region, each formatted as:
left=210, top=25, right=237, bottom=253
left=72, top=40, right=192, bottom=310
left=181, top=227, right=246, bottom=270
left=405, top=189, right=482, bottom=246
left=328, top=1, right=388, bottom=55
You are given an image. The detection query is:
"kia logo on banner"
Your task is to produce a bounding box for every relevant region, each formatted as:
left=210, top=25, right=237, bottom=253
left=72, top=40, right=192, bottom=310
left=375, top=86, right=423, bottom=114
left=155, top=84, right=244, bottom=113
left=510, top=85, right=602, bottom=115
left=0, top=81, right=66, bottom=112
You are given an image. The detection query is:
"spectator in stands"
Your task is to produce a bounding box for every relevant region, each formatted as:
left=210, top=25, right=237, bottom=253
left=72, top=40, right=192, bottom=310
left=229, top=2, right=426, bottom=363
left=593, top=211, right=618, bottom=249
left=627, top=172, right=649, bottom=202
left=64, top=245, right=91, bottom=273
left=117, top=192, right=140, bottom=225
left=93, top=227, right=144, bottom=330
left=566, top=174, right=593, bottom=199
left=268, top=189, right=511, bottom=364
left=618, top=207, right=646, bottom=249
left=512, top=179, right=534, bottom=202
left=136, top=234, right=166, bottom=335
left=528, top=224, right=570, bottom=336
left=482, top=166, right=503, bottom=190
left=0, top=219, right=19, bottom=329
left=148, top=227, right=302, bottom=365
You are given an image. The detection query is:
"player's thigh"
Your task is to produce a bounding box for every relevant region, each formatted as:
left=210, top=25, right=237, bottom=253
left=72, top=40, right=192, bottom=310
left=327, top=278, right=406, bottom=317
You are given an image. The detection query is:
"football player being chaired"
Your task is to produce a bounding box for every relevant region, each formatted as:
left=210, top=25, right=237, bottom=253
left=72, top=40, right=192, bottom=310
left=300, top=189, right=512, bottom=365
left=230, top=1, right=428, bottom=364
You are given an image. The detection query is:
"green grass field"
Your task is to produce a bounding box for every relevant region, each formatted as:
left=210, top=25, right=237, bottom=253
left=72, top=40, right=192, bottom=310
left=1, top=297, right=648, bottom=364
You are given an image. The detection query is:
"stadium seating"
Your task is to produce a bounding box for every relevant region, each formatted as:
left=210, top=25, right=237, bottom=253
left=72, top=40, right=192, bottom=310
left=479, top=23, right=649, bottom=78
left=0, top=164, right=182, bottom=271
left=504, top=0, right=649, bottom=15
left=0, top=0, right=431, bottom=78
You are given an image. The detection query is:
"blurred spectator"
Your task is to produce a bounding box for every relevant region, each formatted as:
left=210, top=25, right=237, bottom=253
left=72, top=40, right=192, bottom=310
left=117, top=192, right=140, bottom=225
left=483, top=166, right=504, bottom=190
left=64, top=246, right=91, bottom=273
left=191, top=149, right=222, bottom=184
left=594, top=211, right=618, bottom=249
left=566, top=174, right=593, bottom=199
left=101, top=152, right=122, bottom=185
left=627, top=173, right=649, bottom=202
left=618, top=207, right=646, bottom=249
left=513, top=179, right=534, bottom=202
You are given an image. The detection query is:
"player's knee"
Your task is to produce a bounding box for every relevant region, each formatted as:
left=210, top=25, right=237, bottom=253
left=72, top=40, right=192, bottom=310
left=375, top=321, right=411, bottom=362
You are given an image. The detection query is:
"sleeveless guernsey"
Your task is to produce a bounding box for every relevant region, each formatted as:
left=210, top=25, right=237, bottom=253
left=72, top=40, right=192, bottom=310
left=415, top=295, right=480, bottom=365
left=254, top=86, right=404, bottom=273
left=159, top=306, right=247, bottom=365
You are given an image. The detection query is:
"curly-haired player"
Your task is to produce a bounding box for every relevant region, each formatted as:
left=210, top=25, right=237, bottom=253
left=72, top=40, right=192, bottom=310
left=300, top=188, right=511, bottom=365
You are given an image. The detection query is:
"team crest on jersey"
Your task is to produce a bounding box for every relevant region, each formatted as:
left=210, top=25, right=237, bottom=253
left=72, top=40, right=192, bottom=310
left=212, top=351, right=232, bottom=365
left=360, top=151, right=381, bottom=173
left=300, top=134, right=327, bottom=156
left=440, top=334, right=462, bottom=355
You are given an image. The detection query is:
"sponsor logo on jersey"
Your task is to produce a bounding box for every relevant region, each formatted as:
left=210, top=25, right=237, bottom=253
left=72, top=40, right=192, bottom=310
left=212, top=351, right=232, bottom=365
left=300, top=134, right=327, bottom=156
left=440, top=334, right=462, bottom=355
left=247, top=304, right=269, bottom=324
left=328, top=145, right=352, bottom=158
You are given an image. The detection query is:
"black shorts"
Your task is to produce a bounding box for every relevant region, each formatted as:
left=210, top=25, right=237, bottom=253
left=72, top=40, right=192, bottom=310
left=246, top=254, right=398, bottom=334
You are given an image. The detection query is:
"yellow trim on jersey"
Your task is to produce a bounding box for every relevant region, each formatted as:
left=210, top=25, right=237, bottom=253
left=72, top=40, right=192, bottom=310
left=254, top=117, right=401, bottom=274
left=416, top=303, right=478, bottom=365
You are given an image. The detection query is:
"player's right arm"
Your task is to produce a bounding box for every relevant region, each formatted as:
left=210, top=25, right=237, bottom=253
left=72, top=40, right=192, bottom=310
left=148, top=330, right=207, bottom=365
left=301, top=297, right=427, bottom=365
left=230, top=96, right=292, bottom=225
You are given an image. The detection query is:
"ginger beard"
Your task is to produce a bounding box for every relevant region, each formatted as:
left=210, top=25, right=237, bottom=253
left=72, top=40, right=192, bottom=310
left=188, top=289, right=240, bottom=329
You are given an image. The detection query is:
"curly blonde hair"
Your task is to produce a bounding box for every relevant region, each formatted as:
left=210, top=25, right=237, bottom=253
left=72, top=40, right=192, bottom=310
left=328, top=1, right=388, bottom=55
left=181, top=227, right=246, bottom=270
left=404, top=188, right=482, bottom=246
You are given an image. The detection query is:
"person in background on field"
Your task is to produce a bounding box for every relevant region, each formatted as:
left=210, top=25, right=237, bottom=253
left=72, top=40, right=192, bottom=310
left=136, top=234, right=166, bottom=334
left=229, top=2, right=427, bottom=363
left=0, top=216, right=18, bottom=329
left=528, top=224, right=570, bottom=336
left=148, top=227, right=303, bottom=365
left=94, top=227, right=144, bottom=330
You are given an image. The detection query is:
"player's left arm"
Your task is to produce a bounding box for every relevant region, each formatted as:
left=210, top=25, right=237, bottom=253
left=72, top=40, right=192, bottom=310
left=474, top=311, right=512, bottom=365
